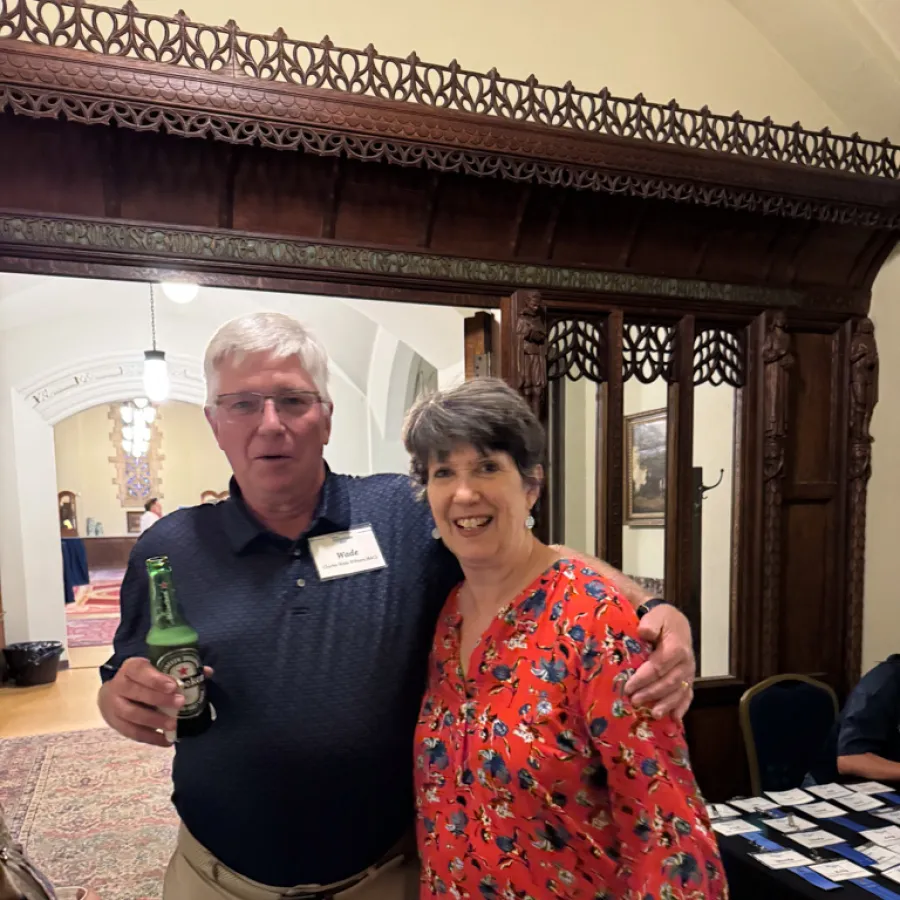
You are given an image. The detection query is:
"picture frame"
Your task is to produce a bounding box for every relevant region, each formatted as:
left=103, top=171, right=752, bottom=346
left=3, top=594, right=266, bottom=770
left=126, top=510, right=143, bottom=534
left=624, top=408, right=667, bottom=527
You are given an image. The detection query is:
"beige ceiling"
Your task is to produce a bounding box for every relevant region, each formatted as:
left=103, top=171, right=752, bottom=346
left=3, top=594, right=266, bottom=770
left=727, top=0, right=900, bottom=142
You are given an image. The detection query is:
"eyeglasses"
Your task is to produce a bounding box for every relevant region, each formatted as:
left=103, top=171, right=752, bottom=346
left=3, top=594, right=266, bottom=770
left=215, top=390, right=324, bottom=420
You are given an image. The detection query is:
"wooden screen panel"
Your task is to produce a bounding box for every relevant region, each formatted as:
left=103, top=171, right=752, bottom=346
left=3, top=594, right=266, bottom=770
left=116, top=128, right=231, bottom=227
left=0, top=116, right=108, bottom=218
left=779, top=327, right=845, bottom=679
left=685, top=703, right=748, bottom=801
left=334, top=163, right=438, bottom=248
left=788, top=331, right=840, bottom=485
left=780, top=501, right=840, bottom=676
left=232, top=147, right=341, bottom=237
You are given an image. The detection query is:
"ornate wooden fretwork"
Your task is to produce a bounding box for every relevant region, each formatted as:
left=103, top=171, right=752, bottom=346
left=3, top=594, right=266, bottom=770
left=622, top=323, right=676, bottom=384
left=0, top=213, right=817, bottom=306
left=1, top=0, right=897, bottom=183
left=693, top=326, right=746, bottom=388
left=546, top=318, right=607, bottom=384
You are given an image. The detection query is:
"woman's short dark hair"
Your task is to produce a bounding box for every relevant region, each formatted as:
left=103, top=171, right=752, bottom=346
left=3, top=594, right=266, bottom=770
left=402, top=377, right=545, bottom=491
left=144, top=498, right=158, bottom=512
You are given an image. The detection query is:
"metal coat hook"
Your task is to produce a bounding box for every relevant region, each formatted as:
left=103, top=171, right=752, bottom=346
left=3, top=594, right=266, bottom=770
left=700, top=468, right=724, bottom=500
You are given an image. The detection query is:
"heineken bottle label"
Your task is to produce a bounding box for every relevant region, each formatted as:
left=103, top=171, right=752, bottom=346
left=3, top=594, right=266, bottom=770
left=156, top=648, right=206, bottom=718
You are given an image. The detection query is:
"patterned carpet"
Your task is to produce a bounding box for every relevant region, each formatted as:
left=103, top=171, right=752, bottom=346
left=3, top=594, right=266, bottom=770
left=0, top=728, right=177, bottom=900
left=68, top=580, right=123, bottom=618
left=67, top=573, right=123, bottom=647
left=66, top=616, right=120, bottom=648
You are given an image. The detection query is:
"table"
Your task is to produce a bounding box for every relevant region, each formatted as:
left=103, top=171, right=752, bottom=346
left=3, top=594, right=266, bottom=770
left=61, top=537, right=89, bottom=605
left=82, top=535, right=136, bottom=571
left=720, top=804, right=900, bottom=900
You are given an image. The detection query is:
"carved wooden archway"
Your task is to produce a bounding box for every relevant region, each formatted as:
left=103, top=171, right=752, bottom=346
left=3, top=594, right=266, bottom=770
left=0, top=0, right=896, bottom=799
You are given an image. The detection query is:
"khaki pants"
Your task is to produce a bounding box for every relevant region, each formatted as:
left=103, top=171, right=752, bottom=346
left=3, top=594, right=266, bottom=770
left=163, top=825, right=420, bottom=900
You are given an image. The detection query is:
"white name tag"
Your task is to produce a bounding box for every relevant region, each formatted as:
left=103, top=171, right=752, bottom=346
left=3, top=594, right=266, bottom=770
left=308, top=525, right=387, bottom=581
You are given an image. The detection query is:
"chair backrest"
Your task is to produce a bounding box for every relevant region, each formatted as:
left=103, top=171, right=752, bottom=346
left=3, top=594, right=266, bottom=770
left=200, top=490, right=229, bottom=504
left=740, top=674, right=839, bottom=795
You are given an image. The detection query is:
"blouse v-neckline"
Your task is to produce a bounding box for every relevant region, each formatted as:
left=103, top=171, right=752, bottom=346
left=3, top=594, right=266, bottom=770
left=446, top=558, right=567, bottom=685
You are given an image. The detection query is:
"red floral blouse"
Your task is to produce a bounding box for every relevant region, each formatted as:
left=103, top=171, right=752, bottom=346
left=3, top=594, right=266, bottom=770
left=414, top=559, right=727, bottom=900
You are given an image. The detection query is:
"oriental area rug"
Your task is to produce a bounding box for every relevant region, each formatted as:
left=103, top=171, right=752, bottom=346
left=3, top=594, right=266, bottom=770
left=0, top=728, right=177, bottom=900
left=66, top=574, right=124, bottom=647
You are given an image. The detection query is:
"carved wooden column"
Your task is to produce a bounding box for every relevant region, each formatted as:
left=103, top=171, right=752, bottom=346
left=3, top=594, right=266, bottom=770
left=845, top=317, right=878, bottom=689
left=760, top=310, right=794, bottom=676
left=508, top=289, right=548, bottom=420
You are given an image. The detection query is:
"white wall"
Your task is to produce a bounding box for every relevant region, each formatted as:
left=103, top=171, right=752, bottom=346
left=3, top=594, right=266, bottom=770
left=0, top=278, right=470, bottom=648
left=560, top=374, right=737, bottom=677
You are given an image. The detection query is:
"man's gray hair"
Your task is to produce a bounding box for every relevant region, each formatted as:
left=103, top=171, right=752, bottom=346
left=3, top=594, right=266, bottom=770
left=402, top=377, right=545, bottom=490
left=204, top=312, right=331, bottom=405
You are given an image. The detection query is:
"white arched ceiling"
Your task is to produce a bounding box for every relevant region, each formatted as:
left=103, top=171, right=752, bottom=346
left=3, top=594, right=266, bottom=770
left=18, top=351, right=205, bottom=426
left=0, top=274, right=380, bottom=398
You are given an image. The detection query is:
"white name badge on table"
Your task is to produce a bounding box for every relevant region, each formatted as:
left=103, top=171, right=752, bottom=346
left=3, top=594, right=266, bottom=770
left=878, top=810, right=900, bottom=826
left=851, top=782, right=893, bottom=795
left=731, top=797, right=780, bottom=813
left=859, top=843, right=900, bottom=871
left=766, top=789, right=815, bottom=806
left=707, top=803, right=740, bottom=820
left=839, top=792, right=885, bottom=813
left=764, top=816, right=817, bottom=834
left=809, top=861, right=871, bottom=882
left=752, top=850, right=814, bottom=870
left=861, top=826, right=900, bottom=847
left=883, top=865, right=900, bottom=885
left=790, top=830, right=845, bottom=850
left=808, top=784, right=854, bottom=801
left=713, top=819, right=760, bottom=836
left=803, top=802, right=845, bottom=819
left=309, top=525, right=387, bottom=581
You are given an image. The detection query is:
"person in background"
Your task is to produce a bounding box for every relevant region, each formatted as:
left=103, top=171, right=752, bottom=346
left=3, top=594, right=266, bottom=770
left=139, top=497, right=162, bottom=534
left=98, top=312, right=698, bottom=900
left=806, top=655, right=900, bottom=786
left=404, top=377, right=725, bottom=900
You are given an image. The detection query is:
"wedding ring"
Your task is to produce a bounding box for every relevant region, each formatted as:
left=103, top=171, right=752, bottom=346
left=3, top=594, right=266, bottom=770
left=681, top=680, right=691, bottom=691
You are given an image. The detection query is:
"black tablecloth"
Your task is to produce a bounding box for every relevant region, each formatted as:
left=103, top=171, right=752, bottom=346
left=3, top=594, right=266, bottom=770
left=721, top=804, right=900, bottom=900
left=61, top=537, right=89, bottom=605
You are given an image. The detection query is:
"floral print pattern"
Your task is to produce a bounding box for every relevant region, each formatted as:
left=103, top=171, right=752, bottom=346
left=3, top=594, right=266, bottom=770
left=415, top=559, right=727, bottom=900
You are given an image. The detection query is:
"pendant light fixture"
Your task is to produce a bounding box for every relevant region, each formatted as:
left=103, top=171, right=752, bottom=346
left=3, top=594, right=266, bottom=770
left=143, top=283, right=170, bottom=403
left=160, top=280, right=199, bottom=304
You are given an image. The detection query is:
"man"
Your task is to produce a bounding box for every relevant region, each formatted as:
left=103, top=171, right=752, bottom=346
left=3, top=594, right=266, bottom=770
left=98, top=312, right=697, bottom=900
left=807, top=655, right=900, bottom=785
left=139, top=498, right=162, bottom=534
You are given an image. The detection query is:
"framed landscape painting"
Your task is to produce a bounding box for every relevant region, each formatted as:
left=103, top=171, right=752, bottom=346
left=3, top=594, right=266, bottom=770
left=625, top=408, right=667, bottom=527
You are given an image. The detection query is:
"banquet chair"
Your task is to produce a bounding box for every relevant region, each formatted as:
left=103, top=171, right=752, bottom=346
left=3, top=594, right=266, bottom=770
left=740, top=673, right=839, bottom=796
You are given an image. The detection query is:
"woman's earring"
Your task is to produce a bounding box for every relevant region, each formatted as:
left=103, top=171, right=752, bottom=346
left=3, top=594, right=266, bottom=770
left=431, top=527, right=441, bottom=540
left=525, top=515, right=535, bottom=530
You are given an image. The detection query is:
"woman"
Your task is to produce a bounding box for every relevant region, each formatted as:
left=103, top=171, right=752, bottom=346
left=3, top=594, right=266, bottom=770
left=403, top=378, right=726, bottom=900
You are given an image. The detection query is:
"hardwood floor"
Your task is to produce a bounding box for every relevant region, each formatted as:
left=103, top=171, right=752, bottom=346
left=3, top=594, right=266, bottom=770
left=0, top=645, right=109, bottom=738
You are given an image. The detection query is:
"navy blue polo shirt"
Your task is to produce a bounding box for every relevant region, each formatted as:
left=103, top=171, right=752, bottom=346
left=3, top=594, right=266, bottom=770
left=808, top=655, right=900, bottom=785
left=101, top=469, right=461, bottom=887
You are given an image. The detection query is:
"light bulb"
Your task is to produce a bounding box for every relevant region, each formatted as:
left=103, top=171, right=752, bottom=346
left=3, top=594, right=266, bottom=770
left=122, top=425, right=134, bottom=440
left=143, top=406, right=157, bottom=424
left=160, top=281, right=199, bottom=304
left=120, top=405, right=134, bottom=424
left=134, top=397, right=148, bottom=409
left=143, top=349, right=169, bottom=403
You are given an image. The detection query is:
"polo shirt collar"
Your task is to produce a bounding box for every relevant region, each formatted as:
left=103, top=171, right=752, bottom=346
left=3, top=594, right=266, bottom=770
left=221, top=464, right=350, bottom=554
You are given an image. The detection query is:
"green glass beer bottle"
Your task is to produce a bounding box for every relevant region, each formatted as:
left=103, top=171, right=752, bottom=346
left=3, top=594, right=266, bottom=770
left=145, top=555, right=212, bottom=739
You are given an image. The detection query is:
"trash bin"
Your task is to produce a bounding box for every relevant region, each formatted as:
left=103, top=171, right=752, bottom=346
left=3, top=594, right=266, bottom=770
left=3, top=641, right=64, bottom=686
